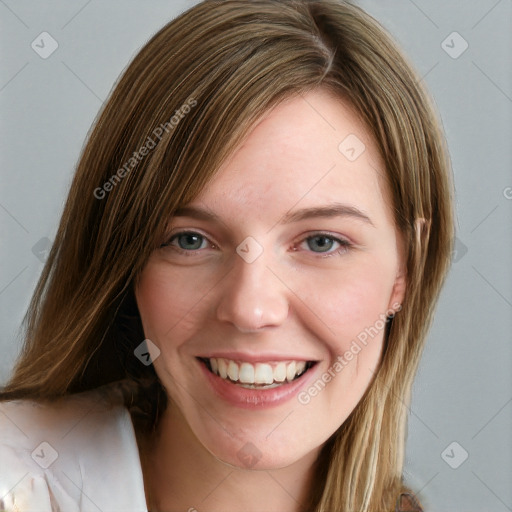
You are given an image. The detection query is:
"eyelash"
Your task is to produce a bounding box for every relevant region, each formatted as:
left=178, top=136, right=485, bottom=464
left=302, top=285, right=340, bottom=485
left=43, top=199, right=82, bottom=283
left=295, top=231, right=352, bottom=257
left=160, top=231, right=215, bottom=256
left=160, top=230, right=353, bottom=258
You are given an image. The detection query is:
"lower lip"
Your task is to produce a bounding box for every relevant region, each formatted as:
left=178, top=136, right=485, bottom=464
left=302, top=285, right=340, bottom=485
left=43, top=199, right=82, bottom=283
left=198, top=359, right=317, bottom=409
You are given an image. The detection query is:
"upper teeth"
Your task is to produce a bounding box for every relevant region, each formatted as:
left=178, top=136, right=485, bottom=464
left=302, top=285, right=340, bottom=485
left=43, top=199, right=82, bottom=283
left=208, top=358, right=308, bottom=385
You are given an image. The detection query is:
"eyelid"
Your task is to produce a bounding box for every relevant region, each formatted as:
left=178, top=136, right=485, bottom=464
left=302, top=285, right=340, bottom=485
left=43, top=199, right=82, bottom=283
left=293, top=231, right=353, bottom=256
left=160, top=228, right=217, bottom=249
left=295, top=230, right=353, bottom=245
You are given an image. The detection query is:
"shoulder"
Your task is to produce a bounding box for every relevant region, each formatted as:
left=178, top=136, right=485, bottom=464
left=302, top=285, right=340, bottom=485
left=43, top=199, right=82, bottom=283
left=0, top=382, right=147, bottom=511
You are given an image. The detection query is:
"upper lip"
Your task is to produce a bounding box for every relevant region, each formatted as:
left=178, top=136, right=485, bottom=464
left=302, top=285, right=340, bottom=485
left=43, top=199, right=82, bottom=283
left=196, top=352, right=319, bottom=363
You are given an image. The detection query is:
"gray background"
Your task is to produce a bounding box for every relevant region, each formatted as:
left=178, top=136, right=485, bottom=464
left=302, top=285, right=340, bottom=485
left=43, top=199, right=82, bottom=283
left=1, top=1, right=511, bottom=510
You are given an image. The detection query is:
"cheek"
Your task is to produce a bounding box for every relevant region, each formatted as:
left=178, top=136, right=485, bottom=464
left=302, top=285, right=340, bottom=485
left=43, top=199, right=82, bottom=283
left=135, top=262, right=210, bottom=344
left=296, top=257, right=396, bottom=349
left=292, top=265, right=394, bottom=420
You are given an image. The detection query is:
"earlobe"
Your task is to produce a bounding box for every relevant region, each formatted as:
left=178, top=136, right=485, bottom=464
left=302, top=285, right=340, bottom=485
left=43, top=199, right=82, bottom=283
left=388, top=217, right=430, bottom=313
left=388, top=267, right=406, bottom=313
left=387, top=228, right=408, bottom=312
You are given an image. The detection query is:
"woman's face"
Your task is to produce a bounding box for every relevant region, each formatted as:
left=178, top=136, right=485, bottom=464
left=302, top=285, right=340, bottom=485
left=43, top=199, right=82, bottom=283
left=136, top=89, right=406, bottom=469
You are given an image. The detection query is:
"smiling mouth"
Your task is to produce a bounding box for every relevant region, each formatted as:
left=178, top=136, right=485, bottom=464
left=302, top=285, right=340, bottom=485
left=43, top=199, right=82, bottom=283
left=198, top=357, right=317, bottom=389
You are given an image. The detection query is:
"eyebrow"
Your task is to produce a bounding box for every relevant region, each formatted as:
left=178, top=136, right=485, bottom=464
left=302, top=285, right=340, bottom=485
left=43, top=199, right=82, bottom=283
left=173, top=206, right=219, bottom=221
left=173, top=203, right=374, bottom=227
left=280, top=203, right=374, bottom=226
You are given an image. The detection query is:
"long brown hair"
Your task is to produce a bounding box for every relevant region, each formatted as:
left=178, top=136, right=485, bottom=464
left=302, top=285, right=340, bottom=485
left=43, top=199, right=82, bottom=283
left=1, top=1, right=454, bottom=510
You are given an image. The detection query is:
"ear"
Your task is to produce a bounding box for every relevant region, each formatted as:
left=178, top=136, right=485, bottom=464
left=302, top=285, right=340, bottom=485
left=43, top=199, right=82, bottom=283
left=388, top=262, right=406, bottom=313
left=387, top=231, right=407, bottom=312
left=387, top=217, right=430, bottom=312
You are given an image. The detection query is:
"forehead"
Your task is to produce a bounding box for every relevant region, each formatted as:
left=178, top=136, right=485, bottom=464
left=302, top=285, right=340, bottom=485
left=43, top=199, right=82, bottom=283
left=194, top=89, right=391, bottom=226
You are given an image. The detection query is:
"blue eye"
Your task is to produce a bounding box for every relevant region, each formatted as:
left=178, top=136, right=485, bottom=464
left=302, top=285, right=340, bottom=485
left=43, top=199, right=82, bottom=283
left=300, top=234, right=350, bottom=255
left=167, top=232, right=207, bottom=251
left=307, top=235, right=336, bottom=253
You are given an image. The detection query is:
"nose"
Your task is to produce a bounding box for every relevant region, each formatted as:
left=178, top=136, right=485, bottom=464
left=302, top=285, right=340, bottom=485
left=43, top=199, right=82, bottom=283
left=215, top=254, right=289, bottom=333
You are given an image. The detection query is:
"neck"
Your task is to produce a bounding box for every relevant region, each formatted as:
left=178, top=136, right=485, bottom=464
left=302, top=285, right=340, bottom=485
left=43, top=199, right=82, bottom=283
left=140, top=404, right=320, bottom=512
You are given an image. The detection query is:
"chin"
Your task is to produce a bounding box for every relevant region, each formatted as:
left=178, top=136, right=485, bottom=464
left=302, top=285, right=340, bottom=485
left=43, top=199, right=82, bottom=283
left=200, top=425, right=318, bottom=471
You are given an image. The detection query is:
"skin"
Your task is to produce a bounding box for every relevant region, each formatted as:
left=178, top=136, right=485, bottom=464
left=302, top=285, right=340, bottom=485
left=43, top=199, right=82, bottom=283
left=136, top=89, right=406, bottom=512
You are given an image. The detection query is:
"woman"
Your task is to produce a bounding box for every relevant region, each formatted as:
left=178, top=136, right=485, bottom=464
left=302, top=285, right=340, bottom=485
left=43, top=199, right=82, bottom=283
left=0, top=1, right=453, bottom=511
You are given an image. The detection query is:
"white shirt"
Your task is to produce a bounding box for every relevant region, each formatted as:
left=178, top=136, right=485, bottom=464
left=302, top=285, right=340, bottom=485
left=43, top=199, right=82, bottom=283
left=0, top=383, right=148, bottom=511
